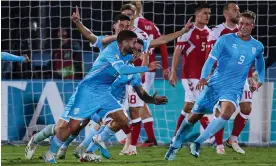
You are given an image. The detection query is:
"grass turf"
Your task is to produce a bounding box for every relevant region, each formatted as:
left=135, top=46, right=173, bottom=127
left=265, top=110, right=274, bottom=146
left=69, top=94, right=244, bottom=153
left=2, top=145, right=276, bottom=166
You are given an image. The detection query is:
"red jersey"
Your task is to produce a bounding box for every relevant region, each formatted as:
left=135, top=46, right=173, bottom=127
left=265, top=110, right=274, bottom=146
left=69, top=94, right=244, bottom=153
left=206, top=23, right=253, bottom=77
left=176, top=25, right=211, bottom=79
left=134, top=16, right=168, bottom=69
left=132, top=27, right=148, bottom=67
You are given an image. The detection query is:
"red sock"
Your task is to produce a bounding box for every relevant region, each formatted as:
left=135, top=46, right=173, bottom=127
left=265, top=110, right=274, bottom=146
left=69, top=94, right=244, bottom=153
left=199, top=117, right=209, bottom=129
left=215, top=128, right=224, bottom=145
left=143, top=118, right=155, bottom=141
left=174, top=114, right=185, bottom=136
left=121, top=125, right=131, bottom=134
left=231, top=112, right=248, bottom=137
left=130, top=121, right=142, bottom=145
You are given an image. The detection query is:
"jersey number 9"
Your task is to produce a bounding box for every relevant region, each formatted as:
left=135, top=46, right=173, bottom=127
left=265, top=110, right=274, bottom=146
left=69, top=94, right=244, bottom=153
left=238, top=55, right=245, bottom=64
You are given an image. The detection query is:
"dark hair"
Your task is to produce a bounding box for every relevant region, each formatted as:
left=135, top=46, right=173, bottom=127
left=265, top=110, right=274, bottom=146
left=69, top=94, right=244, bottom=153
left=114, top=14, right=131, bottom=23
left=117, top=30, right=137, bottom=43
left=223, top=2, right=237, bottom=13
left=136, top=38, right=144, bottom=45
left=241, top=10, right=256, bottom=23
left=194, top=2, right=210, bottom=13
left=120, top=4, right=136, bottom=13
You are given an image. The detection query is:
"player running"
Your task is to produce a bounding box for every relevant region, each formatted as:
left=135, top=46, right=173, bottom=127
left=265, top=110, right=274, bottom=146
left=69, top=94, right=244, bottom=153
left=165, top=11, right=265, bottom=160
left=207, top=3, right=255, bottom=154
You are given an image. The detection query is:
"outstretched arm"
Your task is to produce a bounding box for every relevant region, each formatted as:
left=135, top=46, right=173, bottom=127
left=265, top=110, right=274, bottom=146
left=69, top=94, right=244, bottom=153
left=133, top=85, right=168, bottom=105
left=72, top=6, right=98, bottom=44
left=1, top=52, right=29, bottom=62
left=149, top=17, right=193, bottom=48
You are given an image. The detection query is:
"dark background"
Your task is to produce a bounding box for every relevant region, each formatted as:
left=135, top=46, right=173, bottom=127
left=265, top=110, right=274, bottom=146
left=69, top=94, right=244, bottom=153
left=1, top=1, right=276, bottom=79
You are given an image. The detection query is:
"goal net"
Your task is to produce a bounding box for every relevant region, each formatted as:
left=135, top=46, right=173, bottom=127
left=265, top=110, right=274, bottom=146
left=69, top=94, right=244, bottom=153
left=1, top=1, right=276, bottom=146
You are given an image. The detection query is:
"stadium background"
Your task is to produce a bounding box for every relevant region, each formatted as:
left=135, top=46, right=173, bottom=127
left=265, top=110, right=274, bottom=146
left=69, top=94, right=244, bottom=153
left=1, top=1, right=276, bottom=145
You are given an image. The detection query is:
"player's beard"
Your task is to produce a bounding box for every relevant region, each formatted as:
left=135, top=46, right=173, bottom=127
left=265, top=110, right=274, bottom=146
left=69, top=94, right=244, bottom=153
left=230, top=16, right=239, bottom=24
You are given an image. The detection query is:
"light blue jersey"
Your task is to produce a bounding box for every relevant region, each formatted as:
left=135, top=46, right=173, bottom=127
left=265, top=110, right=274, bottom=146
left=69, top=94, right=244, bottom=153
left=97, top=73, right=142, bottom=119
left=90, top=35, right=106, bottom=52
left=67, top=40, right=149, bottom=120
left=193, top=33, right=265, bottom=114
left=1, top=52, right=25, bottom=62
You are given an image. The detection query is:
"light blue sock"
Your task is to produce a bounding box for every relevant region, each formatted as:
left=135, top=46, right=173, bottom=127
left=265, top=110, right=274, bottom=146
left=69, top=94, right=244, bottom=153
left=86, top=142, right=99, bottom=153
left=62, top=135, right=77, bottom=148
left=49, top=136, right=64, bottom=154
left=172, top=117, right=195, bottom=148
left=195, top=116, right=227, bottom=144
left=98, top=126, right=116, bottom=142
left=34, top=124, right=55, bottom=144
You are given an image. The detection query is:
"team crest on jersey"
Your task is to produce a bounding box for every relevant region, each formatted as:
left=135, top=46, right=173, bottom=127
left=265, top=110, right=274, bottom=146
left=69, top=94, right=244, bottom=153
left=252, top=47, right=256, bottom=54
left=196, top=35, right=200, bottom=39
left=232, top=43, right=237, bottom=49
left=115, top=54, right=119, bottom=59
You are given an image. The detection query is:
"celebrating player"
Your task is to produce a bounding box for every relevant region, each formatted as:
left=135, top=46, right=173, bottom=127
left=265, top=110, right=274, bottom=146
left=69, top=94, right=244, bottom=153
left=165, top=11, right=265, bottom=160
left=207, top=2, right=254, bottom=155
left=169, top=3, right=211, bottom=142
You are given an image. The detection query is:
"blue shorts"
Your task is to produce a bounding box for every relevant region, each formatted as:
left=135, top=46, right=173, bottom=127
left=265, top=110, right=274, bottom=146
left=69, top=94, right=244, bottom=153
left=67, top=84, right=123, bottom=120
left=59, top=87, right=78, bottom=122
left=192, top=86, right=240, bottom=114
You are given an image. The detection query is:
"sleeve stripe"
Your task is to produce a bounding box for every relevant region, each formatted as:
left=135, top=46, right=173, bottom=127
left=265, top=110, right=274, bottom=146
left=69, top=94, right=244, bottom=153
left=209, top=54, right=218, bottom=60
left=111, top=60, right=124, bottom=66
left=90, top=36, right=99, bottom=48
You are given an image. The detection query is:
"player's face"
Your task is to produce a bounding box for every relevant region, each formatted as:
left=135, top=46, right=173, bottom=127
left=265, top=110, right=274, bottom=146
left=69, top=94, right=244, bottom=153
left=122, top=38, right=137, bottom=54
left=121, top=10, right=135, bottom=20
left=238, top=16, right=255, bottom=37
left=227, top=4, right=240, bottom=24
left=132, top=43, right=143, bottom=61
left=195, top=8, right=211, bottom=25
left=113, top=20, right=130, bottom=35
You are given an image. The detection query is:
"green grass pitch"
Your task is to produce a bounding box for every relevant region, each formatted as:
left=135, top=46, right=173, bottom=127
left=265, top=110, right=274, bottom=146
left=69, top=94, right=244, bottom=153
left=2, top=145, right=276, bottom=166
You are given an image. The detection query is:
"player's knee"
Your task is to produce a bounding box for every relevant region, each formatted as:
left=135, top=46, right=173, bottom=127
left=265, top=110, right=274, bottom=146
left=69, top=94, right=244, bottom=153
left=68, top=121, right=81, bottom=135
left=118, top=116, right=128, bottom=127
left=240, top=103, right=252, bottom=115
left=184, top=102, right=194, bottom=113
left=188, top=113, right=202, bottom=124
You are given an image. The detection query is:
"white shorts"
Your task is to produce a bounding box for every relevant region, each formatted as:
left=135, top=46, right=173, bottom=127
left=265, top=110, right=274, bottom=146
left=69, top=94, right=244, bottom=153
left=181, top=79, right=200, bottom=103
left=240, top=80, right=253, bottom=103
left=144, top=72, right=155, bottom=93
left=127, top=85, right=144, bottom=108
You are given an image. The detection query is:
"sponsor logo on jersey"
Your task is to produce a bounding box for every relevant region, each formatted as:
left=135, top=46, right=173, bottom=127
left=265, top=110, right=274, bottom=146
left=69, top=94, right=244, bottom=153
left=252, top=47, right=256, bottom=54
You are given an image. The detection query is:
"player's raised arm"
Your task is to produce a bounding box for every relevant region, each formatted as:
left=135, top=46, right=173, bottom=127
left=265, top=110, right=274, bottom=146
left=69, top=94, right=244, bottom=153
left=1, top=52, right=29, bottom=62
left=149, top=17, right=193, bottom=48
left=72, top=6, right=98, bottom=44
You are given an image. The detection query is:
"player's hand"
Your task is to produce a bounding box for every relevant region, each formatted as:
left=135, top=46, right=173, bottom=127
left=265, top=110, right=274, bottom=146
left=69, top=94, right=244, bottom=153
left=72, top=6, right=81, bottom=24
left=148, top=61, right=161, bottom=71
left=162, top=68, right=170, bottom=80
left=23, top=54, right=30, bottom=62
left=169, top=71, right=177, bottom=87
left=182, top=17, right=194, bottom=33
left=255, top=82, right=263, bottom=92
left=196, top=78, right=208, bottom=91
left=153, top=92, right=168, bottom=105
